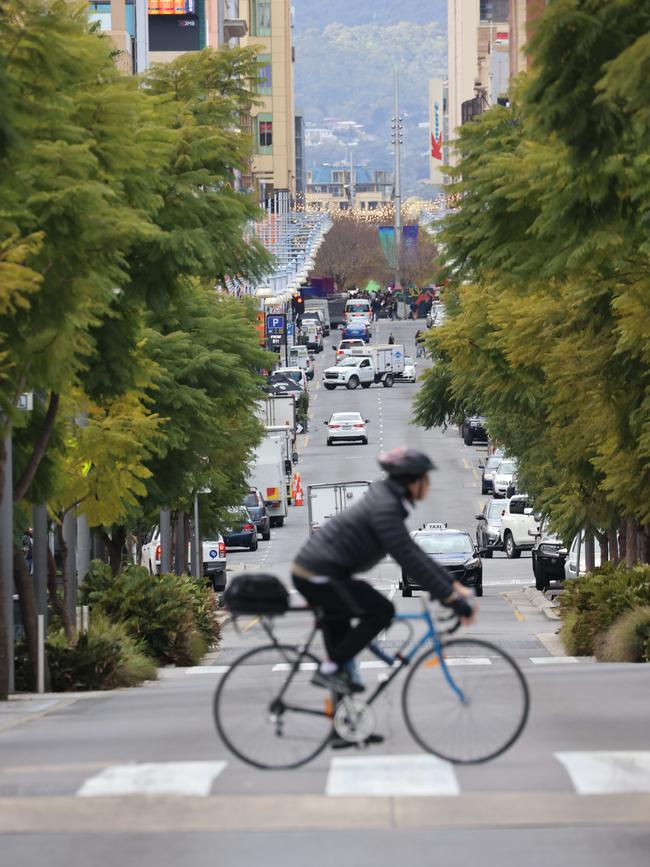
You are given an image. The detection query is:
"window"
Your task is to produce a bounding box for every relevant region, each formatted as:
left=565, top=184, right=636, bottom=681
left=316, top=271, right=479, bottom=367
left=252, top=0, right=271, bottom=36
left=256, top=114, right=272, bottom=152
left=257, top=54, right=272, bottom=94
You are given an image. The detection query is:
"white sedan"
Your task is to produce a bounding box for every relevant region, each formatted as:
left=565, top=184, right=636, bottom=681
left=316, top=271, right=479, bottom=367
left=325, top=411, right=369, bottom=446
left=493, top=459, right=517, bottom=498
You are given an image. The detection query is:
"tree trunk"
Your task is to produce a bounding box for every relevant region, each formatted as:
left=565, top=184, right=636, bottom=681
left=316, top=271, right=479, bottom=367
left=47, top=547, right=73, bottom=641
left=13, top=392, right=60, bottom=502
left=101, top=527, right=125, bottom=576
left=608, top=527, right=620, bottom=566
left=0, top=442, right=8, bottom=700
left=625, top=516, right=638, bottom=569
left=596, top=530, right=609, bottom=565
left=14, top=546, right=51, bottom=691
left=640, top=525, right=650, bottom=565
left=584, top=532, right=595, bottom=573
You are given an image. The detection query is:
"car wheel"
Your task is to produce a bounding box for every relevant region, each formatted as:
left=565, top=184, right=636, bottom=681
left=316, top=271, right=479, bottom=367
left=504, top=532, right=521, bottom=559
left=327, top=438, right=332, bottom=446
left=362, top=437, right=368, bottom=445
left=324, top=384, right=336, bottom=390
left=249, top=537, right=258, bottom=552
left=361, top=382, right=371, bottom=389
left=464, top=432, right=473, bottom=445
left=262, top=529, right=271, bottom=542
left=383, top=374, right=395, bottom=388
left=482, top=549, right=493, bottom=559
left=475, top=585, right=483, bottom=598
left=346, top=376, right=359, bottom=390
left=276, top=517, right=284, bottom=527
left=481, top=485, right=489, bottom=495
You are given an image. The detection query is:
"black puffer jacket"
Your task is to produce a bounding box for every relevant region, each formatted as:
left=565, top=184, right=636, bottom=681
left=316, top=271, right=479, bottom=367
left=294, top=479, right=454, bottom=599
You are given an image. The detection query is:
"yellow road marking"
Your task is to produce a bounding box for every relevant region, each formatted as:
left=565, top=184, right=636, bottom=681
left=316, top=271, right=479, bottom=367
left=514, top=608, right=525, bottom=623
left=472, top=468, right=480, bottom=480
left=316, top=380, right=321, bottom=390
left=243, top=616, right=259, bottom=633
left=462, top=458, right=470, bottom=470
left=303, top=435, right=309, bottom=448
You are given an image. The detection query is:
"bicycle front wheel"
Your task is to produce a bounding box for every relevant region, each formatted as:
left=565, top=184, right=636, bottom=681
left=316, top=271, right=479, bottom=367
left=402, top=638, right=529, bottom=764
left=214, top=644, right=332, bottom=770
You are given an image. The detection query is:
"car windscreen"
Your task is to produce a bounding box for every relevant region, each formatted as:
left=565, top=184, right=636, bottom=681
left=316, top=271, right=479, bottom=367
left=332, top=414, right=362, bottom=422
left=415, top=534, right=474, bottom=555
left=404, top=357, right=414, bottom=366
left=242, top=493, right=258, bottom=507
left=337, top=358, right=359, bottom=366
left=487, top=501, right=504, bottom=518
left=347, top=303, right=370, bottom=312
left=498, top=461, right=516, bottom=474
left=486, top=456, right=501, bottom=469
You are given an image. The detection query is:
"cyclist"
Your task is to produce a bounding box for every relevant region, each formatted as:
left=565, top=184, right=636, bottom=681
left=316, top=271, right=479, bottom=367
left=292, top=447, right=477, bottom=697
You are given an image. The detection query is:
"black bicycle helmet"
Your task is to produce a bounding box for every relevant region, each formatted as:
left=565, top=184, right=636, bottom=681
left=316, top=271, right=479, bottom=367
left=378, top=447, right=436, bottom=478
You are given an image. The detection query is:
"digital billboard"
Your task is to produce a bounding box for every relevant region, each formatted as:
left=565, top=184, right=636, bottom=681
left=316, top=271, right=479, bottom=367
left=148, top=1, right=196, bottom=14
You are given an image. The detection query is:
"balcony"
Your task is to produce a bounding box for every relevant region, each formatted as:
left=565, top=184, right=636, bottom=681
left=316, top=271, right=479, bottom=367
left=224, top=18, right=248, bottom=40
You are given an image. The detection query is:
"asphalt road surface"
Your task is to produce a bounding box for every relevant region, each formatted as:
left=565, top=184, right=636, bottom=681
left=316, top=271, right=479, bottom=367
left=1, top=319, right=649, bottom=866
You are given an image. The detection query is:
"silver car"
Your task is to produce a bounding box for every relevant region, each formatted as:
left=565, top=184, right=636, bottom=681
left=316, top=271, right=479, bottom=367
left=325, top=411, right=369, bottom=446
left=493, top=459, right=517, bottom=498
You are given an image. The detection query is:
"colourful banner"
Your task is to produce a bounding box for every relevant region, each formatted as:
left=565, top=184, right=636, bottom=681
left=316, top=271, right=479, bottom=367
left=148, top=0, right=196, bottom=14
left=378, top=226, right=397, bottom=268
left=403, top=225, right=419, bottom=251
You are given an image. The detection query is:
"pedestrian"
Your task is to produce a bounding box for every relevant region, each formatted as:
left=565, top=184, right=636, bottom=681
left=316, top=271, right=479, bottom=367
left=415, top=329, right=425, bottom=358
left=388, top=333, right=395, bottom=345
left=22, top=527, right=33, bottom=575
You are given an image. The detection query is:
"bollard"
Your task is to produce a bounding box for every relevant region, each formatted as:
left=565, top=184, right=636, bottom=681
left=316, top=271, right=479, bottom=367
left=37, top=614, right=45, bottom=694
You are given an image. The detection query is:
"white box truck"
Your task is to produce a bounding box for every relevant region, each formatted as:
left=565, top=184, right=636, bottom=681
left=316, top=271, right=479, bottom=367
left=265, top=424, right=298, bottom=506
left=256, top=393, right=296, bottom=433
left=249, top=435, right=288, bottom=528
left=304, top=299, right=331, bottom=335
left=307, top=481, right=371, bottom=533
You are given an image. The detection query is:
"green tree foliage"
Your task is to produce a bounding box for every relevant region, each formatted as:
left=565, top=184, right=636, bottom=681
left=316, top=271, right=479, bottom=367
left=415, top=0, right=650, bottom=562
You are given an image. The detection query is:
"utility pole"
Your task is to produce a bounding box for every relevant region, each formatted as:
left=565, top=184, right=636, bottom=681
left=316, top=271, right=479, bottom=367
left=391, top=70, right=403, bottom=294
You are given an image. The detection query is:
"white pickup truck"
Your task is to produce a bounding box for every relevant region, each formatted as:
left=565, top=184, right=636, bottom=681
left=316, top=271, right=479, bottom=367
left=322, top=344, right=405, bottom=390
left=140, top=528, right=227, bottom=591
left=499, top=494, right=539, bottom=559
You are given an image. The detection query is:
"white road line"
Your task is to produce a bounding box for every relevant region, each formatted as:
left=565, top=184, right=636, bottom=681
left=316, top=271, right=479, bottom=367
left=556, top=752, right=650, bottom=794
left=184, top=665, right=230, bottom=675
left=272, top=662, right=318, bottom=672
left=326, top=754, right=459, bottom=797
left=529, top=656, right=579, bottom=665
left=77, top=762, right=227, bottom=798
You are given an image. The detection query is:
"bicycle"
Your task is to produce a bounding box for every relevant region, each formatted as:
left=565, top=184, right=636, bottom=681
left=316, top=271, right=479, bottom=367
left=214, top=595, right=530, bottom=770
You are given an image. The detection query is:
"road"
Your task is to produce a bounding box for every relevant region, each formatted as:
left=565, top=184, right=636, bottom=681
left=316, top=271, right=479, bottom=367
left=1, top=318, right=649, bottom=866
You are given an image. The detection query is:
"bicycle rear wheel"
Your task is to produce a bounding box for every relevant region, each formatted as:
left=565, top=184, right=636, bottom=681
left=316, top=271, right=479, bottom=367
left=402, top=638, right=529, bottom=764
left=214, top=644, right=332, bottom=770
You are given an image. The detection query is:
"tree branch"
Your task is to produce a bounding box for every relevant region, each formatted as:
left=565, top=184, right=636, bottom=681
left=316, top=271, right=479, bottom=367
left=14, top=392, right=60, bottom=502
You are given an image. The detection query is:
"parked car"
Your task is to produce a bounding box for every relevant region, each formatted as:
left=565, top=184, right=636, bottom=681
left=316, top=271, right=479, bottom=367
left=275, top=366, right=307, bottom=392
left=478, top=453, right=503, bottom=495
left=324, top=411, right=369, bottom=446
left=335, top=338, right=366, bottom=362
left=564, top=530, right=602, bottom=581
left=242, top=488, right=271, bottom=542
left=531, top=519, right=567, bottom=591
left=288, top=344, right=314, bottom=380
left=493, top=458, right=518, bottom=498
left=460, top=416, right=488, bottom=445
left=397, top=355, right=417, bottom=383
left=303, top=321, right=323, bottom=353
left=475, top=497, right=505, bottom=557
left=400, top=526, right=483, bottom=597
left=342, top=322, right=371, bottom=343
left=140, top=526, right=227, bottom=591
left=223, top=508, right=258, bottom=551
left=500, top=494, right=539, bottom=559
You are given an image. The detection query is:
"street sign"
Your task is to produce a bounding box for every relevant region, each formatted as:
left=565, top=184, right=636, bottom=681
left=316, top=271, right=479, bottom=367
left=17, top=393, right=33, bottom=412
left=269, top=305, right=284, bottom=314
left=266, top=313, right=286, bottom=334
left=287, top=322, right=294, bottom=337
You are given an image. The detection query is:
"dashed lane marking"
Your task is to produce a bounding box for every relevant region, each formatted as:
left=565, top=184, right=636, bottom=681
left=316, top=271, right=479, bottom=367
left=530, top=656, right=579, bottom=665
left=514, top=608, right=526, bottom=623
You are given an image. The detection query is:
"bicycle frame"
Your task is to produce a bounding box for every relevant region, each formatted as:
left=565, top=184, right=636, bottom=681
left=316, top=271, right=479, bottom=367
left=259, top=598, right=466, bottom=719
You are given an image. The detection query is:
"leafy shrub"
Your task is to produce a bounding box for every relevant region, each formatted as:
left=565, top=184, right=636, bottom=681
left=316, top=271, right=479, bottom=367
left=15, top=614, right=156, bottom=692
left=598, top=607, right=650, bottom=663
left=82, top=561, right=221, bottom=665
left=560, top=563, right=650, bottom=656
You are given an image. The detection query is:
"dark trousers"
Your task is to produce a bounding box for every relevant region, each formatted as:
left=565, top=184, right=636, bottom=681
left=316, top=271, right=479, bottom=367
left=293, top=575, right=394, bottom=666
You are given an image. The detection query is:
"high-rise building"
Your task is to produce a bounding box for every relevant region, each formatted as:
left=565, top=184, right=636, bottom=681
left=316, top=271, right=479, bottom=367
left=428, top=79, right=446, bottom=187
left=295, top=115, right=306, bottom=205
left=447, top=0, right=480, bottom=159
left=509, top=0, right=549, bottom=79
left=240, top=1, right=296, bottom=203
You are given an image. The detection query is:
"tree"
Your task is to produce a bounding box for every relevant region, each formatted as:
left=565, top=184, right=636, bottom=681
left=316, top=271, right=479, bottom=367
left=314, top=213, right=389, bottom=288
left=415, top=0, right=650, bottom=564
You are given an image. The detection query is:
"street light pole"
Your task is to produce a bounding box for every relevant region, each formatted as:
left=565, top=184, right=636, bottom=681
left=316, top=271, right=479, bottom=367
left=392, top=69, right=403, bottom=296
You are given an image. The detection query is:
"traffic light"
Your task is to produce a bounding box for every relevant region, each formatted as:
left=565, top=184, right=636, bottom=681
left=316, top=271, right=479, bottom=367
left=291, top=294, right=304, bottom=316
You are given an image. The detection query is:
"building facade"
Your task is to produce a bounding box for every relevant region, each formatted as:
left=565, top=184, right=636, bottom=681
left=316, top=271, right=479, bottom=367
left=240, top=0, right=297, bottom=203
left=509, top=0, right=549, bottom=78
left=306, top=166, right=393, bottom=212
left=295, top=115, right=306, bottom=205
left=447, top=0, right=480, bottom=160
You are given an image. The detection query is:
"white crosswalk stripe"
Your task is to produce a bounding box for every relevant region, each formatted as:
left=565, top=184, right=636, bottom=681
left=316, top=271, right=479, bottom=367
left=77, top=761, right=227, bottom=798
left=555, top=751, right=650, bottom=794
left=326, top=754, right=460, bottom=797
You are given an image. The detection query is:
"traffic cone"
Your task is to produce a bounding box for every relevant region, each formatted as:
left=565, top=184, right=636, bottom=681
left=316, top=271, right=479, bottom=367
left=291, top=473, right=298, bottom=500
left=295, top=486, right=304, bottom=507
